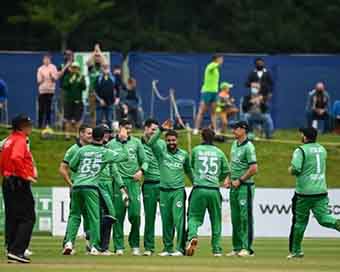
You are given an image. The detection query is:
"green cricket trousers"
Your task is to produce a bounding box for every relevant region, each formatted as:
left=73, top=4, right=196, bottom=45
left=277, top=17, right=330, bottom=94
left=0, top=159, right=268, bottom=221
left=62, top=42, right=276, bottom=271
left=289, top=193, right=340, bottom=254
left=160, top=187, right=186, bottom=253
left=187, top=186, right=222, bottom=254
left=229, top=183, right=255, bottom=254
left=142, top=181, right=160, bottom=252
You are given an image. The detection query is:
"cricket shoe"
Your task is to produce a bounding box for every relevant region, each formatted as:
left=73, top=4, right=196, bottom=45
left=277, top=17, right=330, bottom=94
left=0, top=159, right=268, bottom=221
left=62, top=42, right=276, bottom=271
left=171, top=251, right=184, bottom=257
left=63, top=242, right=73, bottom=255
left=158, top=251, right=171, bottom=257
left=287, top=252, right=304, bottom=259
left=186, top=238, right=198, bottom=256
left=116, top=249, right=124, bottom=256
left=213, top=253, right=222, bottom=257
left=143, top=250, right=153, bottom=256
left=238, top=249, right=255, bottom=257
left=225, top=250, right=239, bottom=257
left=132, top=248, right=141, bottom=256
left=89, top=247, right=100, bottom=256
left=101, top=250, right=115, bottom=256
left=7, top=253, right=31, bottom=264
left=24, top=249, right=33, bottom=257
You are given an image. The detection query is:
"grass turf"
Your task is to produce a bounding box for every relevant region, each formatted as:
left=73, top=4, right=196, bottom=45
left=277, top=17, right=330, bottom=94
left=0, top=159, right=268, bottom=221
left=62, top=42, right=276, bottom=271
left=0, top=236, right=339, bottom=271
left=0, top=128, right=339, bottom=188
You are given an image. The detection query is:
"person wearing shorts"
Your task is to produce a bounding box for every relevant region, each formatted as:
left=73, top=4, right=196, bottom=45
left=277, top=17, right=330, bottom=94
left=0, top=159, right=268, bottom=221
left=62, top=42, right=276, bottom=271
left=62, top=62, right=86, bottom=140
left=194, top=54, right=224, bottom=134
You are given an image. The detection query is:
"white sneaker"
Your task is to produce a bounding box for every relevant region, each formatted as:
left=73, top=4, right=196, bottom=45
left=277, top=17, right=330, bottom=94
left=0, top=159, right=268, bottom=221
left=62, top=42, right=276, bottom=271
left=132, top=248, right=141, bottom=256
left=63, top=242, right=73, bottom=255
left=186, top=238, right=198, bottom=256
left=171, top=251, right=184, bottom=257
left=238, top=249, right=254, bottom=257
left=213, top=253, right=222, bottom=257
left=116, top=249, right=124, bottom=256
left=287, top=252, right=304, bottom=259
left=143, top=250, right=153, bottom=256
left=24, top=249, right=33, bottom=257
left=192, top=129, right=199, bottom=135
left=101, top=250, right=115, bottom=256
left=226, top=250, right=239, bottom=257
left=89, top=247, right=100, bottom=256
left=158, top=251, right=171, bottom=257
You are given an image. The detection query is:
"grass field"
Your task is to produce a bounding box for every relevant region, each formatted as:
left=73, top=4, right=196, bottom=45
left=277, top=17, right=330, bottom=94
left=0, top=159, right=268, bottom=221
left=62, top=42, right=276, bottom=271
left=0, top=236, right=339, bottom=271
left=0, top=127, right=339, bottom=188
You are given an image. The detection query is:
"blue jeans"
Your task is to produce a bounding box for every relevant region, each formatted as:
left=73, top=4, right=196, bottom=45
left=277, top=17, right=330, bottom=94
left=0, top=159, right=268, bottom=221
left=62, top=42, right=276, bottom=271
left=96, top=104, right=113, bottom=127
left=243, top=112, right=274, bottom=138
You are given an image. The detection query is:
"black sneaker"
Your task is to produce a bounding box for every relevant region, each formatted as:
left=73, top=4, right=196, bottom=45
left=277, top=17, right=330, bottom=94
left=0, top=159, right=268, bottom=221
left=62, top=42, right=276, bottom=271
left=7, top=253, right=31, bottom=263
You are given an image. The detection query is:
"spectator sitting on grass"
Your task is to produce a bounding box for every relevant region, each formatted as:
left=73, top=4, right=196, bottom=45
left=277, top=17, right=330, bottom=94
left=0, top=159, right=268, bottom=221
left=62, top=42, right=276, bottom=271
left=306, top=82, right=330, bottom=132
left=242, top=81, right=274, bottom=139
left=216, top=82, right=239, bottom=134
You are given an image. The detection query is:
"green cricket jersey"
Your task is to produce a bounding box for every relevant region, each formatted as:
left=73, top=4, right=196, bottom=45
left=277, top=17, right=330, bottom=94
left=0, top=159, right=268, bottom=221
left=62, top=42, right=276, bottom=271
left=99, top=143, right=128, bottom=188
left=230, top=139, right=257, bottom=183
left=141, top=137, right=166, bottom=182
left=62, top=73, right=86, bottom=103
left=290, top=143, right=328, bottom=195
left=69, top=143, right=123, bottom=188
left=148, top=129, right=193, bottom=189
left=202, top=62, right=220, bottom=93
left=107, top=136, right=148, bottom=179
left=63, top=140, right=83, bottom=182
left=191, top=144, right=230, bottom=188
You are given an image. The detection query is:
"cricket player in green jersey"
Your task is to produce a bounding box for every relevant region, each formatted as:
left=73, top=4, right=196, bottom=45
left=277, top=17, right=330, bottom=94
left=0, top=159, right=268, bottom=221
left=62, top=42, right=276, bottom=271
left=99, top=125, right=129, bottom=255
left=59, top=124, right=92, bottom=253
left=224, top=121, right=258, bottom=257
left=63, top=127, right=128, bottom=255
left=141, top=119, right=166, bottom=256
left=186, top=128, right=230, bottom=257
left=148, top=120, right=193, bottom=256
left=194, top=54, right=224, bottom=134
left=107, top=120, right=149, bottom=256
left=288, top=127, right=340, bottom=259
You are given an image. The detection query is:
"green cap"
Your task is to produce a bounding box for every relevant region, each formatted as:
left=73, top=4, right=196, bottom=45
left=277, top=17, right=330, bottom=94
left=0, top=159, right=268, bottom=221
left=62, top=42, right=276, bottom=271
left=220, top=82, right=234, bottom=89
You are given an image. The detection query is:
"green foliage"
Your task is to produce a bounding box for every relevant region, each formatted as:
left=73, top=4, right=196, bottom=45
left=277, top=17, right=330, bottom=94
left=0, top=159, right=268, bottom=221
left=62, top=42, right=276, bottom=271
left=2, top=0, right=340, bottom=52
left=7, top=0, right=113, bottom=50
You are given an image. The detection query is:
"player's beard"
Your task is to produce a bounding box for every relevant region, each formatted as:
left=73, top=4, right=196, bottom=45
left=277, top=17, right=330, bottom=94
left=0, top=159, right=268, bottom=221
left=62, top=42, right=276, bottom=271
left=167, top=143, right=177, bottom=151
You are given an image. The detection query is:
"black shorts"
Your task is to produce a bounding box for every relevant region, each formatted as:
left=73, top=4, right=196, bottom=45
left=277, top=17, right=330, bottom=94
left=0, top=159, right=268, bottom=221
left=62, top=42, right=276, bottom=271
left=64, top=100, right=83, bottom=121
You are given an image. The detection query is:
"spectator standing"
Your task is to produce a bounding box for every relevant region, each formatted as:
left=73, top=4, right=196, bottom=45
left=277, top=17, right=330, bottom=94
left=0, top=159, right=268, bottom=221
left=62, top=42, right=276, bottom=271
left=87, top=44, right=108, bottom=127
left=0, top=114, right=37, bottom=263
left=246, top=58, right=273, bottom=99
left=216, top=82, right=239, bottom=133
left=194, top=54, right=224, bottom=134
left=242, top=82, right=274, bottom=139
left=306, top=82, right=330, bottom=132
left=122, top=78, right=143, bottom=128
left=0, top=78, right=8, bottom=122
left=95, top=64, right=118, bottom=127
left=62, top=62, right=86, bottom=140
left=36, top=54, right=58, bottom=128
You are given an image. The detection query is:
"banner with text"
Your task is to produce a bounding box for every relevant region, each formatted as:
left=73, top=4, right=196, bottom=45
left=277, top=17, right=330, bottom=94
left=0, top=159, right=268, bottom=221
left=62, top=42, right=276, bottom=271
left=0, top=187, right=52, bottom=232
left=51, top=187, right=340, bottom=237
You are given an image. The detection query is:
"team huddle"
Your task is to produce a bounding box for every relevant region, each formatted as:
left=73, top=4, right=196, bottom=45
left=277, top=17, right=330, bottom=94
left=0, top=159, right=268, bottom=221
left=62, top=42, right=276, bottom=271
left=59, top=120, right=340, bottom=258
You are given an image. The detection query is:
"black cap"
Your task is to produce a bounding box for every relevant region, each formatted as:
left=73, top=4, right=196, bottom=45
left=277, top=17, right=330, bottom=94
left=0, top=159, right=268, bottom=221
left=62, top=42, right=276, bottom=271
left=92, top=126, right=105, bottom=141
left=11, top=114, right=32, bottom=130
left=231, top=121, right=249, bottom=132
left=101, top=124, right=113, bottom=133
left=299, top=127, right=317, bottom=142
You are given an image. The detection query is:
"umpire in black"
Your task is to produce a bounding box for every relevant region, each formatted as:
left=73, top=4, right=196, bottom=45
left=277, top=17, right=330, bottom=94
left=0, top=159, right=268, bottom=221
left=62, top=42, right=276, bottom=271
left=0, top=114, right=37, bottom=263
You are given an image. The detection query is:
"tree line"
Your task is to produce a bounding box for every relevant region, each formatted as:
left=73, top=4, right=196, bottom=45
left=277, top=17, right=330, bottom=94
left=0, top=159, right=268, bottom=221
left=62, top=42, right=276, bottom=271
left=1, top=0, right=340, bottom=53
